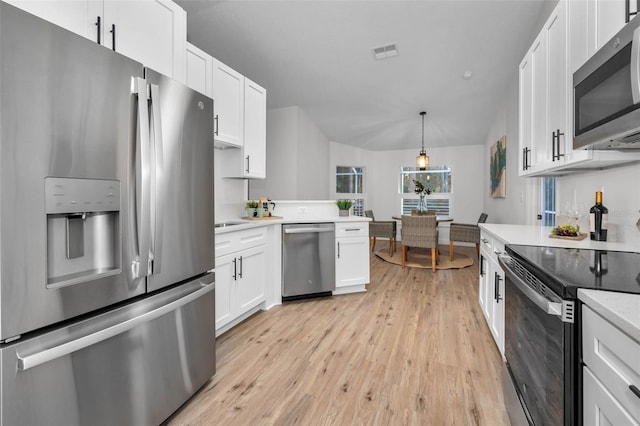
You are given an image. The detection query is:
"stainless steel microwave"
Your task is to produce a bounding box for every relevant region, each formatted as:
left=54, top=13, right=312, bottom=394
left=574, top=16, right=640, bottom=150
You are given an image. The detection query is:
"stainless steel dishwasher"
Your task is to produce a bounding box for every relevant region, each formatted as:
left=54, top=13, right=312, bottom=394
left=282, top=223, right=335, bottom=301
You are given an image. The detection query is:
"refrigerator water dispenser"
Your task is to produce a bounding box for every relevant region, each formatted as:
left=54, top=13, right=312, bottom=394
left=45, top=178, right=121, bottom=288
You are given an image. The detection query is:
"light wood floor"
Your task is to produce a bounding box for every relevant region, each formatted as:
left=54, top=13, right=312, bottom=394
left=167, top=244, right=510, bottom=425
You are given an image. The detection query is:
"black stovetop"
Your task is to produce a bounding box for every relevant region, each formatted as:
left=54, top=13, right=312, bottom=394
left=506, top=245, right=640, bottom=298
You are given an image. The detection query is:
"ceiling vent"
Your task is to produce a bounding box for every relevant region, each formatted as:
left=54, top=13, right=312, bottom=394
left=372, top=43, right=398, bottom=60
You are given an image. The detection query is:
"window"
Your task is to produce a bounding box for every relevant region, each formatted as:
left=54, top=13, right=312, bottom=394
left=336, top=166, right=365, bottom=216
left=399, top=166, right=452, bottom=215
left=541, top=177, right=556, bottom=226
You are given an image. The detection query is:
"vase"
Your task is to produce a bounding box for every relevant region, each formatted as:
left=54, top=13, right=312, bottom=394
left=338, top=209, right=349, bottom=217
left=417, top=194, right=427, bottom=214
left=246, top=207, right=256, bottom=217
left=256, top=207, right=265, bottom=218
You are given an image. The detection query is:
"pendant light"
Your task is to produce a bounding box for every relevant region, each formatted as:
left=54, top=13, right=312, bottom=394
left=416, top=111, right=429, bottom=170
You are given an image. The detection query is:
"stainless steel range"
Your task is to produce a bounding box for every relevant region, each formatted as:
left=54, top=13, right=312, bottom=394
left=499, top=245, right=640, bottom=425
left=0, top=4, right=215, bottom=424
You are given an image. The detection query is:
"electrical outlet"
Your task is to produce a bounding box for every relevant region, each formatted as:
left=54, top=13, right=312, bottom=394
left=298, top=206, right=307, bottom=214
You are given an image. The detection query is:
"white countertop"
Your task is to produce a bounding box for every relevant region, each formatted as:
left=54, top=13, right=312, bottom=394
left=215, top=216, right=370, bottom=234
left=578, top=289, right=640, bottom=342
left=479, top=223, right=640, bottom=253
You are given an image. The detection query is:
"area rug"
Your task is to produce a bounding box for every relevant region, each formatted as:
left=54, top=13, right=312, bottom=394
left=374, top=245, right=475, bottom=270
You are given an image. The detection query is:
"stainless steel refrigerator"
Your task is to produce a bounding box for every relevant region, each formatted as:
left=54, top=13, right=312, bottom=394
left=0, top=3, right=215, bottom=425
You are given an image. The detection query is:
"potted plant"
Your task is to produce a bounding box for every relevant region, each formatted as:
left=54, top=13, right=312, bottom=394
left=413, top=180, right=432, bottom=215
left=336, top=199, right=353, bottom=217
left=245, top=200, right=259, bottom=217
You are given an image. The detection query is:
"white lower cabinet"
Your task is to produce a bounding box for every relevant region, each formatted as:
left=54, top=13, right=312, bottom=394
left=583, top=367, right=639, bottom=426
left=334, top=221, right=370, bottom=295
left=215, top=228, right=267, bottom=335
left=582, top=305, right=640, bottom=424
left=478, top=230, right=505, bottom=355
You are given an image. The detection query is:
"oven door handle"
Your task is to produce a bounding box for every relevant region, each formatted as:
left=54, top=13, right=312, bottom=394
left=498, top=255, right=562, bottom=316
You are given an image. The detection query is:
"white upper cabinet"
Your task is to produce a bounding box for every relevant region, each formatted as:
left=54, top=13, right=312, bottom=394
left=519, top=0, right=640, bottom=177
left=102, top=1, right=186, bottom=81
left=212, top=57, right=245, bottom=148
left=5, top=0, right=186, bottom=81
left=4, top=0, right=100, bottom=40
left=242, top=78, right=267, bottom=179
left=186, top=42, right=213, bottom=97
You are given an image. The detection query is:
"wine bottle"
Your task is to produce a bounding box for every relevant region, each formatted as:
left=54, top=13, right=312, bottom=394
left=589, top=191, right=608, bottom=241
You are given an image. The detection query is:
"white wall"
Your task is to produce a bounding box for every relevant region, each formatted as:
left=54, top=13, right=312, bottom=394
left=329, top=141, right=485, bottom=224
left=249, top=107, right=298, bottom=200
left=482, top=72, right=531, bottom=225
left=249, top=106, right=330, bottom=200
left=556, top=164, right=640, bottom=244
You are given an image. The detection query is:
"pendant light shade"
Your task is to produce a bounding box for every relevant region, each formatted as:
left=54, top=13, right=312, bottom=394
left=416, top=111, right=429, bottom=170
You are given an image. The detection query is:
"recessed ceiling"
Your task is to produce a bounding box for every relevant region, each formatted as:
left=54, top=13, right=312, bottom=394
left=176, top=0, right=548, bottom=151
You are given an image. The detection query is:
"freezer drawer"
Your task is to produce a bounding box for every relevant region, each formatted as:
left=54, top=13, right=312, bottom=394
left=0, top=275, right=215, bottom=426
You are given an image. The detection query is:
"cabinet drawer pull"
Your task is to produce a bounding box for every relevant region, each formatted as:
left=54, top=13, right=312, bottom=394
left=344, top=228, right=361, bottom=232
left=631, top=384, right=640, bottom=400
left=238, top=256, right=243, bottom=278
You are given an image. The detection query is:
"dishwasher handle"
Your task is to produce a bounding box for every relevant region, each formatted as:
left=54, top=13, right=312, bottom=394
left=284, top=227, right=334, bottom=234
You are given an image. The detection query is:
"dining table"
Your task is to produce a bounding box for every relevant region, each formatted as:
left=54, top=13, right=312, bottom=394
left=392, top=215, right=453, bottom=224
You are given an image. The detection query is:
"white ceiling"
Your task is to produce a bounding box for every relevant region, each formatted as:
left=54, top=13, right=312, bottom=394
left=177, top=0, right=548, bottom=151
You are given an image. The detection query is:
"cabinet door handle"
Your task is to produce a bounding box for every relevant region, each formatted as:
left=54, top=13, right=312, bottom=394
left=337, top=242, right=341, bottom=259
left=480, top=255, right=485, bottom=276
left=630, top=384, right=640, bottom=399
left=95, top=16, right=101, bottom=44
left=494, top=272, right=502, bottom=302
left=214, top=114, right=219, bottom=136
left=238, top=256, right=243, bottom=278
left=110, top=24, right=116, bottom=51
left=552, top=129, right=565, bottom=161
left=232, top=258, right=237, bottom=281
left=246, top=155, right=250, bottom=173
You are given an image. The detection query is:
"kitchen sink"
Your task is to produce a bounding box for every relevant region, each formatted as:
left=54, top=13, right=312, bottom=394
left=214, top=222, right=243, bottom=228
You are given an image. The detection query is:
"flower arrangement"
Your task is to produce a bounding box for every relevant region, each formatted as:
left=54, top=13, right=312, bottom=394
left=413, top=180, right=432, bottom=196
left=413, top=180, right=431, bottom=214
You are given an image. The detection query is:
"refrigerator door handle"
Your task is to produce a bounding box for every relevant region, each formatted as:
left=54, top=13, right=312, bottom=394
left=133, top=77, right=151, bottom=279
left=16, top=281, right=214, bottom=371
left=148, top=83, right=164, bottom=275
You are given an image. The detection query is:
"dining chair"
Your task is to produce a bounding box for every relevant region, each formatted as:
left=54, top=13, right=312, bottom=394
left=449, top=213, right=488, bottom=261
left=365, top=210, right=397, bottom=256
left=400, top=215, right=438, bottom=271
